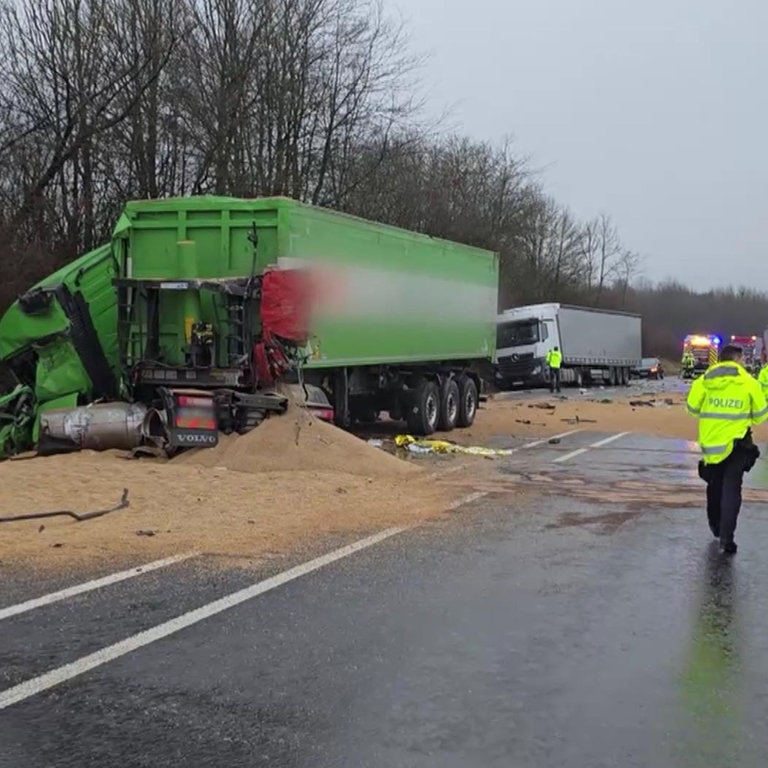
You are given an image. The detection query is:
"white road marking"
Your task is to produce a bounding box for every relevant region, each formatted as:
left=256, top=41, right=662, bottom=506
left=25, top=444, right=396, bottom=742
left=0, top=527, right=408, bottom=711
left=553, top=432, right=630, bottom=463
left=520, top=430, right=581, bottom=450
left=446, top=491, right=489, bottom=509
left=0, top=553, right=199, bottom=622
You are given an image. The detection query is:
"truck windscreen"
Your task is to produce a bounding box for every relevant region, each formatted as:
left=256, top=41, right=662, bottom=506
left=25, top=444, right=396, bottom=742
left=497, top=320, right=539, bottom=348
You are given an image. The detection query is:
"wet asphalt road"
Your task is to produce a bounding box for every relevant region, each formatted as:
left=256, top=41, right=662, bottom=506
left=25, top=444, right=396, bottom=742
left=4, top=401, right=768, bottom=766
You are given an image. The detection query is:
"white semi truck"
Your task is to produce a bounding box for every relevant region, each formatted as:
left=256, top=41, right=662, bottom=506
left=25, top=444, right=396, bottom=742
left=495, top=303, right=642, bottom=389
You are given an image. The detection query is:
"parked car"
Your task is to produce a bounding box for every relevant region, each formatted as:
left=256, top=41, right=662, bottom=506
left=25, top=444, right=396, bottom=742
left=632, top=357, right=664, bottom=380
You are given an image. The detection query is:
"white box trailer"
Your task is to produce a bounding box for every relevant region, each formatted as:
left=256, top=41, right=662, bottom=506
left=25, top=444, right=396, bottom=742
left=495, top=302, right=642, bottom=388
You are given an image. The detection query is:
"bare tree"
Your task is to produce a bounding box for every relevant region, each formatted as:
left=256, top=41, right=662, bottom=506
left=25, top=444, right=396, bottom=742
left=613, top=249, right=643, bottom=306
left=594, top=213, right=622, bottom=305
left=0, top=0, right=180, bottom=244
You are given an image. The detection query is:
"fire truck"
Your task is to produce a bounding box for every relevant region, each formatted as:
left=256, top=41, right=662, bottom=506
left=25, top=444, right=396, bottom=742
left=681, top=334, right=720, bottom=379
left=729, top=335, right=759, bottom=374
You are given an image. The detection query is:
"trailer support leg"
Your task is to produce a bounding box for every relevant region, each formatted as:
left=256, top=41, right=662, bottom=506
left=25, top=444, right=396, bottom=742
left=333, top=368, right=350, bottom=429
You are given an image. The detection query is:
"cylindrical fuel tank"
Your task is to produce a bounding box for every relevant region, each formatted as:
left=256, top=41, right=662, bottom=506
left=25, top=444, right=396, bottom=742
left=39, top=402, right=149, bottom=451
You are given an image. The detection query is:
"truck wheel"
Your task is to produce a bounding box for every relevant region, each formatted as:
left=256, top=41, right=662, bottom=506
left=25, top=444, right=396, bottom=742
left=438, top=379, right=460, bottom=431
left=456, top=376, right=478, bottom=428
left=575, top=370, right=584, bottom=388
left=621, top=367, right=630, bottom=386
left=407, top=380, right=440, bottom=436
left=609, top=367, right=617, bottom=386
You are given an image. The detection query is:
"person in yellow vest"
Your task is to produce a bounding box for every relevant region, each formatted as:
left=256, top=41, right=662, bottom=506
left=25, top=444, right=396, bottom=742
left=758, top=356, right=768, bottom=395
left=686, top=344, right=766, bottom=553
left=546, top=346, right=562, bottom=393
left=682, top=350, right=696, bottom=377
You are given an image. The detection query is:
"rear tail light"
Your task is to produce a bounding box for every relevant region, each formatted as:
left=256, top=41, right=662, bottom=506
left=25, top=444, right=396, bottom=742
left=176, top=395, right=213, bottom=407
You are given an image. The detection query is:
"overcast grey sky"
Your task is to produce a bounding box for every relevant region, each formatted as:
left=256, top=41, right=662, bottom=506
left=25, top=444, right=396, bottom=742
left=388, top=0, right=768, bottom=291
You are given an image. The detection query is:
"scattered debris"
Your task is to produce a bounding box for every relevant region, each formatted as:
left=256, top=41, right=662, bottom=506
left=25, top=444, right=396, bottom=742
left=136, top=529, right=156, bottom=537
left=548, top=438, right=561, bottom=445
left=395, top=435, right=518, bottom=457
left=529, top=403, right=557, bottom=410
left=0, top=489, right=130, bottom=524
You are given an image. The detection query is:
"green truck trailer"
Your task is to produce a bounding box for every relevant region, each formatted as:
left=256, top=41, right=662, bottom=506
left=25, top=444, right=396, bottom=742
left=0, top=196, right=498, bottom=457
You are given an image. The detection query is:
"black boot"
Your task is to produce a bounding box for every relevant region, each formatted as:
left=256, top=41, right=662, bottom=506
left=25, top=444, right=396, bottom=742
left=720, top=538, right=737, bottom=555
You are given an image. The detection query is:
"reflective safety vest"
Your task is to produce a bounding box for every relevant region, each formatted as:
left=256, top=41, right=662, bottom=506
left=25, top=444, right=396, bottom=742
left=759, top=365, right=768, bottom=394
left=686, top=361, right=768, bottom=464
left=546, top=349, right=562, bottom=369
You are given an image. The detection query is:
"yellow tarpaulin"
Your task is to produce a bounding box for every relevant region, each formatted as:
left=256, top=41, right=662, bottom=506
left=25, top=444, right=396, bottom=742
left=394, top=435, right=516, bottom=457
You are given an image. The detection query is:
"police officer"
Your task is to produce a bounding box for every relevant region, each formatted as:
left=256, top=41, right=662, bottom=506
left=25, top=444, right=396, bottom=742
left=546, top=346, right=562, bottom=393
left=758, top=354, right=768, bottom=395
left=686, top=344, right=766, bottom=554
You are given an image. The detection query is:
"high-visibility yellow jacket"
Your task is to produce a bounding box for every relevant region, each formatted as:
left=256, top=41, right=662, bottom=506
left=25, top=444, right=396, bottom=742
left=758, top=365, right=768, bottom=394
left=546, top=349, right=562, bottom=369
left=686, top=361, right=768, bottom=464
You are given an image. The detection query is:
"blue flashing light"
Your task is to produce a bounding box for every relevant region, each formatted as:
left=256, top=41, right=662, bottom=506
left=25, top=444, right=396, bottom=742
left=713, top=335, right=721, bottom=346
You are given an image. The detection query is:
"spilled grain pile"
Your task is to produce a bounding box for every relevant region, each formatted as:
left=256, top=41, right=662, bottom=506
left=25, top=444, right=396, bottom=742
left=0, top=407, right=449, bottom=570
left=175, top=407, right=419, bottom=478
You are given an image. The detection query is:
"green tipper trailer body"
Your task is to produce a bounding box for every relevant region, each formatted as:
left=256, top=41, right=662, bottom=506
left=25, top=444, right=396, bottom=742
left=116, top=196, right=496, bottom=369
left=115, top=196, right=498, bottom=438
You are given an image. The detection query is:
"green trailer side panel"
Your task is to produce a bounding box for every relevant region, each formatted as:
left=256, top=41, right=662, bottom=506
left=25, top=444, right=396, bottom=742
left=278, top=203, right=498, bottom=367
left=118, top=196, right=498, bottom=369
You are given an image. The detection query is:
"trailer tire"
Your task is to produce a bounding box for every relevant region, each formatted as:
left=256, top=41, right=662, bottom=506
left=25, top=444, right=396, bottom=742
left=456, top=376, right=479, bottom=428
left=609, top=367, right=617, bottom=387
left=407, top=380, right=440, bottom=436
left=438, top=379, right=460, bottom=432
left=575, top=369, right=584, bottom=388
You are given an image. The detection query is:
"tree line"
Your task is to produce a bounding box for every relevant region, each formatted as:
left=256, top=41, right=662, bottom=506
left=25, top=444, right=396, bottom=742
left=0, top=0, right=765, bottom=362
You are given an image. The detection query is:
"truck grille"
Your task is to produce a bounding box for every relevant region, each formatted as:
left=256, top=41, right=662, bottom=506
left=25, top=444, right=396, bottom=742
left=497, top=352, right=534, bottom=378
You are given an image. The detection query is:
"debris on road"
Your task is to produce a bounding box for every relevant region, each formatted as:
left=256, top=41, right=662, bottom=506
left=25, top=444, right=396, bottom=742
left=451, top=389, right=692, bottom=443
left=561, top=416, right=597, bottom=424
left=0, top=489, right=130, bottom=524
left=395, top=434, right=516, bottom=457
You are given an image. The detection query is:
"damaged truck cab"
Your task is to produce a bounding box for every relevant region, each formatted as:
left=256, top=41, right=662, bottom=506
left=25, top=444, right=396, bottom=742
left=0, top=244, right=120, bottom=457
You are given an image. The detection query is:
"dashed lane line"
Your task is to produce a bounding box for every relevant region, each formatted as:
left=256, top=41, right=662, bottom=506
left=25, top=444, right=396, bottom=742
left=553, top=432, right=631, bottom=464
left=0, top=552, right=199, bottom=622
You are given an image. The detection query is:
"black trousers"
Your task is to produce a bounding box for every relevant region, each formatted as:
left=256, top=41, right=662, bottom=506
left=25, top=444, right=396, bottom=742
left=549, top=368, right=561, bottom=392
left=702, top=442, right=758, bottom=542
